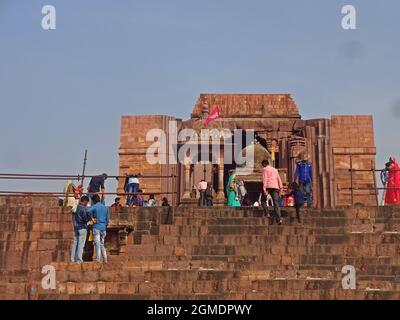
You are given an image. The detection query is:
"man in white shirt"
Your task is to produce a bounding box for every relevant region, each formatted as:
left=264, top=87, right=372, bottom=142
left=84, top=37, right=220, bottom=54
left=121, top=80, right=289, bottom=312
left=124, top=174, right=140, bottom=207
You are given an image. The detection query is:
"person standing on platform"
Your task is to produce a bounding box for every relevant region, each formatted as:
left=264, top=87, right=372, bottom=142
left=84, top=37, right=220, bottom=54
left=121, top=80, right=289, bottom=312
left=205, top=182, right=214, bottom=207
left=197, top=179, right=208, bottom=206
left=124, top=174, right=140, bottom=207
left=70, top=196, right=90, bottom=263
left=381, top=162, right=391, bottom=206
left=88, top=173, right=108, bottom=205
left=64, top=180, right=78, bottom=208
left=385, top=157, right=400, bottom=206
left=294, top=155, right=313, bottom=208
left=226, top=170, right=241, bottom=207
left=262, top=160, right=283, bottom=225
left=87, top=194, right=109, bottom=263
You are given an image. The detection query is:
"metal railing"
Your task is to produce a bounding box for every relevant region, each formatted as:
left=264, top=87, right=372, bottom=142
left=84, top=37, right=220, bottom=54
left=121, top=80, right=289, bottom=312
left=0, top=173, right=177, bottom=179
left=348, top=162, right=400, bottom=207
left=0, top=173, right=179, bottom=207
left=2, top=164, right=399, bottom=208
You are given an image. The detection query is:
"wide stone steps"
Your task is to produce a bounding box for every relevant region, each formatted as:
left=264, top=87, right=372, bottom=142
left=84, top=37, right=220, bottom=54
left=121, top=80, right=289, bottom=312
left=160, top=290, right=400, bottom=300
left=1, top=199, right=400, bottom=300
left=30, top=273, right=400, bottom=300
left=104, top=205, right=400, bottom=300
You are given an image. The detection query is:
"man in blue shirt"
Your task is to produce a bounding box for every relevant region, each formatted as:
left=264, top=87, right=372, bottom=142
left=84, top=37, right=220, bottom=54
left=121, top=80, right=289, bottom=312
left=87, top=194, right=110, bottom=263
left=70, top=196, right=90, bottom=263
left=294, top=155, right=313, bottom=208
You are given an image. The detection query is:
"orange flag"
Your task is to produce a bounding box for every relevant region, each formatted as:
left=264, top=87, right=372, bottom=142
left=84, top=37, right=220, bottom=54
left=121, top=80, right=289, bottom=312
left=204, top=105, right=221, bottom=127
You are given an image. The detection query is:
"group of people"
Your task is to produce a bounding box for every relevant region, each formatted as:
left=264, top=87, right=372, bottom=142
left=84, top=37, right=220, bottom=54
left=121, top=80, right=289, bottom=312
left=70, top=194, right=109, bottom=263
left=67, top=173, right=171, bottom=209
left=381, top=156, right=400, bottom=206
left=123, top=174, right=170, bottom=207
left=69, top=156, right=399, bottom=263
left=110, top=194, right=169, bottom=208
left=65, top=173, right=110, bottom=263
left=226, top=158, right=314, bottom=225
left=69, top=172, right=173, bottom=263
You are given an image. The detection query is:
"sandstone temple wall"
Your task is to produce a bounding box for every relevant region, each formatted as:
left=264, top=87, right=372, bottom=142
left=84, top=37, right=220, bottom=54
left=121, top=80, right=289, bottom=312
left=331, top=115, right=377, bottom=207
left=117, top=94, right=377, bottom=209
left=118, top=115, right=181, bottom=205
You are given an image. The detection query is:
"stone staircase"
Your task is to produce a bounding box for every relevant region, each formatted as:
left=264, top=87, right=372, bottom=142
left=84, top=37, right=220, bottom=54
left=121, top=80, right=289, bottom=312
left=0, top=197, right=399, bottom=300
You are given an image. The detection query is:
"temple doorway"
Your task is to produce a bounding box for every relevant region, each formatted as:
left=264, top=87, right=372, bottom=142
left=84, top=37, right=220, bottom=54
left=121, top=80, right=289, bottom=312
left=245, top=181, right=263, bottom=203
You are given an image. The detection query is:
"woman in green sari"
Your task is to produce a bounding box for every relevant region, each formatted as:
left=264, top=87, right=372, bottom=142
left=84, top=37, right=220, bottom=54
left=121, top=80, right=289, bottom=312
left=226, top=171, right=241, bottom=207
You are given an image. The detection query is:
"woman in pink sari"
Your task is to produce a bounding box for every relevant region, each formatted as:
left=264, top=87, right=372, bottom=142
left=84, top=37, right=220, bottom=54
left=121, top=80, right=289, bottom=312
left=385, top=157, right=400, bottom=205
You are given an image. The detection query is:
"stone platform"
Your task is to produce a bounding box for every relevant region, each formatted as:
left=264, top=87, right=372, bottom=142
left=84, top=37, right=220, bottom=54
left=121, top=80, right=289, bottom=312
left=0, top=197, right=399, bottom=300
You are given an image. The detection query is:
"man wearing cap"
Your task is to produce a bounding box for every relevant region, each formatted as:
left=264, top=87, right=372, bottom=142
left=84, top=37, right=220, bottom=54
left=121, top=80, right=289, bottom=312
left=294, top=155, right=313, bottom=208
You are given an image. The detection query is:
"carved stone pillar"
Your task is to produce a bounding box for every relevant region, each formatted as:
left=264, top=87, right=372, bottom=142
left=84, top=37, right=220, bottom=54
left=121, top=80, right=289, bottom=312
left=182, top=161, right=191, bottom=199
left=216, top=145, right=225, bottom=202
left=217, top=165, right=225, bottom=198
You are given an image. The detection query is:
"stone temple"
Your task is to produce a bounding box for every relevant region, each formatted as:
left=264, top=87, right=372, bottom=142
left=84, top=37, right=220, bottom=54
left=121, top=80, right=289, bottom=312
left=118, top=93, right=377, bottom=208
left=1, top=94, right=399, bottom=301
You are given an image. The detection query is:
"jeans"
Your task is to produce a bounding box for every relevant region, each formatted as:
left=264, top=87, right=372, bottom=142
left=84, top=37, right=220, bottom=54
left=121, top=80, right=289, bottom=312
left=199, top=190, right=206, bottom=206
left=126, top=183, right=139, bottom=206
left=70, top=228, right=87, bottom=263
left=267, top=189, right=282, bottom=221
left=93, top=228, right=107, bottom=263
left=299, top=182, right=313, bottom=208
left=295, top=204, right=303, bottom=222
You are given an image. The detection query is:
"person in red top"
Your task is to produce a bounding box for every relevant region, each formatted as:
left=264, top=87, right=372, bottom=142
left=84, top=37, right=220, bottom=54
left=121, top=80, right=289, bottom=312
left=385, top=157, right=400, bottom=205
left=262, top=160, right=283, bottom=224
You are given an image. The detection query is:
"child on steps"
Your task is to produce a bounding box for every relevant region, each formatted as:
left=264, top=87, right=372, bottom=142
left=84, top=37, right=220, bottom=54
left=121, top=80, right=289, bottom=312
left=286, top=182, right=305, bottom=223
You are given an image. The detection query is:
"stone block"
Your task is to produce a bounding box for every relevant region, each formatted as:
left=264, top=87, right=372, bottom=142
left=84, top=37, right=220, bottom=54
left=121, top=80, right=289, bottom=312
left=75, top=282, right=97, bottom=295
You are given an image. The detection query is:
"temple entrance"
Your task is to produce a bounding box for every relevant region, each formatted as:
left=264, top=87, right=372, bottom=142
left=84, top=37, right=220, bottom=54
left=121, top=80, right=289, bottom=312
left=245, top=181, right=263, bottom=203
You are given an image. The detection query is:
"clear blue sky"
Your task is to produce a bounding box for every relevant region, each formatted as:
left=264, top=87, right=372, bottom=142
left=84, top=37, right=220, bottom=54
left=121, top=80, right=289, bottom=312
left=1, top=0, right=399, bottom=196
